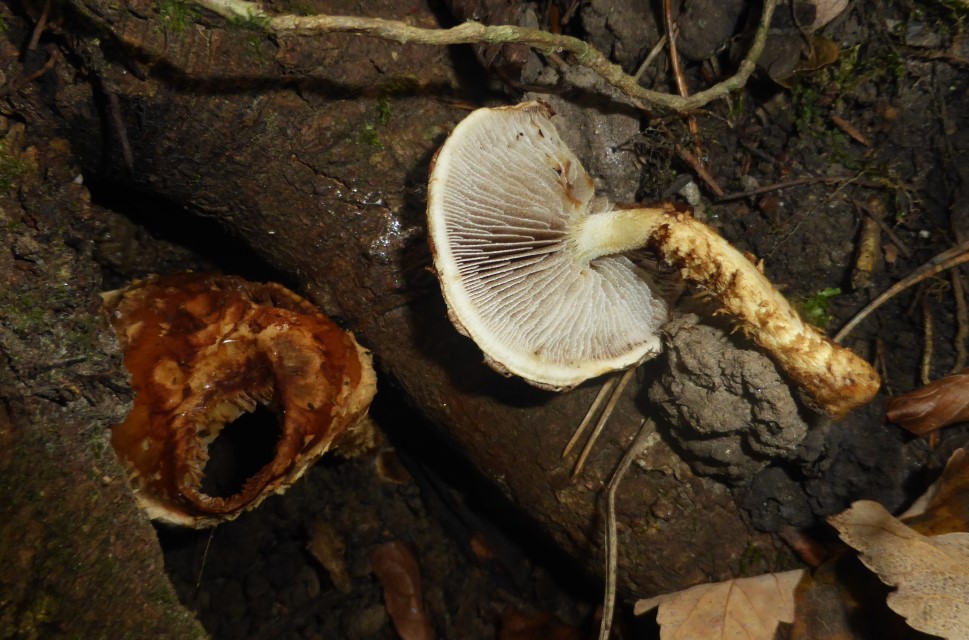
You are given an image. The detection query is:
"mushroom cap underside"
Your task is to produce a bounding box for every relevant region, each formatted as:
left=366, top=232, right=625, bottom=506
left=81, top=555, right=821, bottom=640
left=427, top=101, right=667, bottom=389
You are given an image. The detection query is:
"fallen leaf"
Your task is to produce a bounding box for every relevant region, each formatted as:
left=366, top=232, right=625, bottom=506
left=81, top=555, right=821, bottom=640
left=375, top=448, right=413, bottom=484
left=634, top=569, right=804, bottom=640
left=306, top=519, right=353, bottom=593
left=774, top=36, right=841, bottom=87
left=829, top=500, right=969, bottom=640
left=789, top=556, right=867, bottom=640
left=902, top=448, right=969, bottom=535
left=790, top=553, right=922, bottom=640
left=812, top=0, right=849, bottom=29
left=885, top=367, right=969, bottom=435
left=371, top=541, right=435, bottom=640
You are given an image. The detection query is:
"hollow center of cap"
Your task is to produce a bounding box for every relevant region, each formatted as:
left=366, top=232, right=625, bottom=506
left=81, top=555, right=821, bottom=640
left=199, top=402, right=282, bottom=500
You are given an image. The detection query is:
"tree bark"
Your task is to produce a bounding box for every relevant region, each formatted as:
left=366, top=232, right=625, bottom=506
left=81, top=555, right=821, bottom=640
left=35, top=0, right=785, bottom=599
left=0, top=123, right=205, bottom=637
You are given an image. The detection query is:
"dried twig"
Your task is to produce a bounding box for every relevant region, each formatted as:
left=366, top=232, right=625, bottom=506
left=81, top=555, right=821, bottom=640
left=563, top=374, right=620, bottom=459
left=662, top=0, right=688, bottom=100
left=191, top=0, right=777, bottom=113
left=830, top=114, right=870, bottom=146
left=633, top=32, right=668, bottom=82
left=835, top=240, right=969, bottom=342
left=675, top=142, right=724, bottom=197
left=570, top=367, right=636, bottom=479
left=718, top=174, right=888, bottom=202
left=952, top=269, right=969, bottom=372
left=598, top=418, right=654, bottom=640
left=0, top=49, right=60, bottom=98
left=661, top=0, right=703, bottom=160
left=107, top=91, right=135, bottom=172
left=27, top=0, right=51, bottom=51
left=851, top=216, right=880, bottom=290
left=853, top=198, right=912, bottom=258
left=921, top=295, right=934, bottom=386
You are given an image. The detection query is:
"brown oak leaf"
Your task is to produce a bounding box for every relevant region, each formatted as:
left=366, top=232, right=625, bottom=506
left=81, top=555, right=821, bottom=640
left=829, top=500, right=969, bottom=640
left=902, top=448, right=969, bottom=536
left=633, top=570, right=804, bottom=639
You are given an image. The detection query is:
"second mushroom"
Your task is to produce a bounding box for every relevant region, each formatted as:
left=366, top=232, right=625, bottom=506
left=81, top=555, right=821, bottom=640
left=104, top=273, right=377, bottom=527
left=427, top=101, right=879, bottom=417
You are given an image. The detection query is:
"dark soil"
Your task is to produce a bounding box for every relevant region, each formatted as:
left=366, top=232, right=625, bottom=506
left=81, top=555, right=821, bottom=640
left=157, top=394, right=600, bottom=640
left=3, top=0, right=969, bottom=638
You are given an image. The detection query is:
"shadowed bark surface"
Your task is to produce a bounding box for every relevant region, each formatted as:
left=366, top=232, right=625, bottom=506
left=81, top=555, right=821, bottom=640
left=0, top=127, right=205, bottom=638
left=50, top=0, right=782, bottom=599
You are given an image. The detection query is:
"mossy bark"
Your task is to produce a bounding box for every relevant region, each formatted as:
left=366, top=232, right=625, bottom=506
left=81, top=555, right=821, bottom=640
left=0, top=125, right=205, bottom=638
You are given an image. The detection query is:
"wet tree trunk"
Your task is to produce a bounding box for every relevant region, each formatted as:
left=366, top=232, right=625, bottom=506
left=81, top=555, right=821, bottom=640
left=5, top=0, right=785, bottom=615
left=0, top=124, right=206, bottom=637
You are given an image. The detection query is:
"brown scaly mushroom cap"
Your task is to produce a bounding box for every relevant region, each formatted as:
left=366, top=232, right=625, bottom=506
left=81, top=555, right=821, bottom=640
left=427, top=102, right=880, bottom=416
left=103, top=273, right=377, bottom=528
left=427, top=102, right=669, bottom=390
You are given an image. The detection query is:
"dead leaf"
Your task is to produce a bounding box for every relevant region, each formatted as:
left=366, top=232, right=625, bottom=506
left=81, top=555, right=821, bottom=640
left=789, top=556, right=868, bottom=640
left=371, top=541, right=435, bottom=640
left=790, top=552, right=924, bottom=640
left=306, top=519, right=352, bottom=593
left=812, top=0, right=849, bottom=29
left=774, top=36, right=841, bottom=87
left=902, top=448, right=969, bottom=535
left=634, top=569, right=804, bottom=640
left=885, top=367, right=969, bottom=435
left=375, top=448, right=413, bottom=484
left=829, top=500, right=969, bottom=640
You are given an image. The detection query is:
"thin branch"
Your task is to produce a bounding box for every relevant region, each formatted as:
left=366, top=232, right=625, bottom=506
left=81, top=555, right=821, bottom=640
left=633, top=32, right=668, bottom=82
left=674, top=142, right=723, bottom=197
left=717, top=174, right=892, bottom=202
left=921, top=295, right=934, bottom=385
left=598, top=418, right=654, bottom=640
left=191, top=0, right=778, bottom=113
left=952, top=269, right=968, bottom=372
left=27, top=0, right=51, bottom=51
left=662, top=0, right=689, bottom=99
left=835, top=240, right=969, bottom=342
left=563, top=374, right=620, bottom=459
left=852, top=198, right=912, bottom=258
left=0, top=49, right=60, bottom=97
left=572, top=367, right=636, bottom=479
left=107, top=91, right=135, bottom=172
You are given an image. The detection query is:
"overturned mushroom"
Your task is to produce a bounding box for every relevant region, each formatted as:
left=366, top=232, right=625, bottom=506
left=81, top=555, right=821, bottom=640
left=427, top=101, right=879, bottom=417
left=103, top=273, right=377, bottom=527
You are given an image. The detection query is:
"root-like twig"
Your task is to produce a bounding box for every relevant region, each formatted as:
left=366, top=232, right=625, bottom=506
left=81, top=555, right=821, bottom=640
left=191, top=0, right=778, bottom=113
left=598, top=418, right=654, bottom=640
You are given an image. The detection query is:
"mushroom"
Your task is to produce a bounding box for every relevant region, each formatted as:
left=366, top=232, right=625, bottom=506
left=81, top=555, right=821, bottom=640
left=427, top=101, right=879, bottom=417
left=103, top=273, right=377, bottom=527
left=427, top=104, right=669, bottom=390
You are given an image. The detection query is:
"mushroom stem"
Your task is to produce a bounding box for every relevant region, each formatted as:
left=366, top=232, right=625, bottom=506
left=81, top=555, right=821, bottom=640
left=573, top=204, right=880, bottom=417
